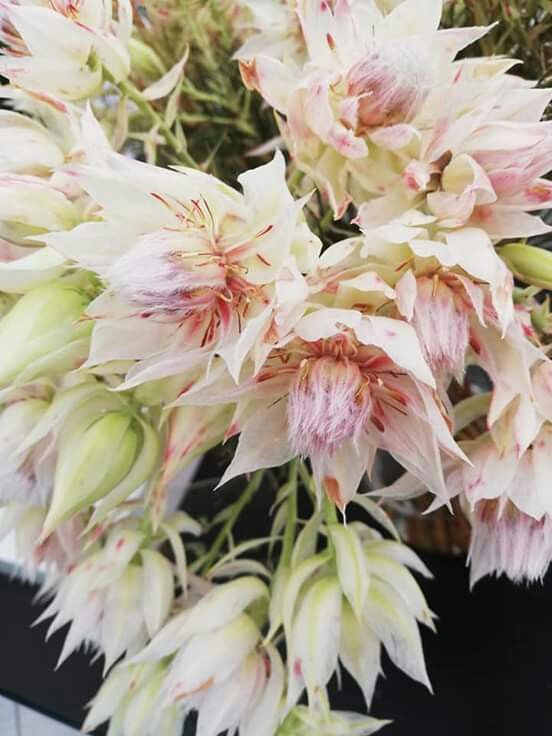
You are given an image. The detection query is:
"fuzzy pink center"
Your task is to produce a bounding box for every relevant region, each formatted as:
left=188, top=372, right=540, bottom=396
left=469, top=500, right=552, bottom=585
left=287, top=356, right=372, bottom=458
left=347, top=45, right=430, bottom=129
left=412, top=277, right=470, bottom=375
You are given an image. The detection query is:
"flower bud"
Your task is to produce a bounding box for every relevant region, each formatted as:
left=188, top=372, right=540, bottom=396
left=0, top=111, right=65, bottom=175
left=500, top=243, right=552, bottom=290
left=43, top=410, right=159, bottom=535
left=278, top=706, right=388, bottom=736
left=128, top=38, right=166, bottom=78
left=0, top=175, right=79, bottom=244
left=0, top=282, right=92, bottom=386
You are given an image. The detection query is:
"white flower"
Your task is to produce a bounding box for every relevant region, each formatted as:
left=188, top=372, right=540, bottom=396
left=45, top=121, right=320, bottom=386
left=0, top=0, right=132, bottom=100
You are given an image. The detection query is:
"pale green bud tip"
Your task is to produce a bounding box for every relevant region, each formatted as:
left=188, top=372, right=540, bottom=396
left=500, top=243, right=552, bottom=290
left=0, top=282, right=92, bottom=385
left=128, top=38, right=167, bottom=78
left=277, top=707, right=391, bottom=736
left=42, top=411, right=157, bottom=537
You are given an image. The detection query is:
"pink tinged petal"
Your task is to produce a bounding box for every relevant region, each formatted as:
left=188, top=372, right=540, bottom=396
left=471, top=206, right=552, bottom=240
left=532, top=426, right=552, bottom=516
left=240, top=55, right=297, bottom=113
left=339, top=601, right=381, bottom=709
left=313, top=438, right=375, bottom=511
left=369, top=124, right=419, bottom=151
left=441, top=154, right=497, bottom=205
left=507, top=450, right=546, bottom=520
left=366, top=403, right=450, bottom=501
left=453, top=274, right=486, bottom=326
left=533, top=362, right=552, bottom=424
left=327, top=124, right=369, bottom=159
left=363, top=577, right=432, bottom=690
left=460, top=437, right=517, bottom=506
left=165, top=614, right=260, bottom=703
left=402, top=160, right=433, bottom=193
left=500, top=179, right=552, bottom=211
left=195, top=654, right=265, bottom=736
left=287, top=575, right=342, bottom=708
left=354, top=316, right=435, bottom=387
left=101, top=566, right=147, bottom=671
left=468, top=501, right=552, bottom=586
left=427, top=190, right=476, bottom=226
left=218, top=400, right=295, bottom=487
left=297, top=0, right=341, bottom=65
left=240, top=646, right=285, bottom=736
left=395, top=270, right=417, bottom=320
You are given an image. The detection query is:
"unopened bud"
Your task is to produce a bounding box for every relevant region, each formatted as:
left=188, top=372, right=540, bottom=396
left=43, top=410, right=159, bottom=535
left=0, top=282, right=92, bottom=386
left=128, top=38, right=166, bottom=78
left=500, top=243, right=552, bottom=290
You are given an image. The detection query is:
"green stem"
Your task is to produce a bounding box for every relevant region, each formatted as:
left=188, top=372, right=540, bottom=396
left=287, top=167, right=304, bottom=194
left=280, top=459, right=299, bottom=567
left=118, top=79, right=198, bottom=168
left=200, top=470, right=264, bottom=574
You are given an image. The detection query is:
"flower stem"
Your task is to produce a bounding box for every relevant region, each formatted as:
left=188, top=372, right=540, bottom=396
left=118, top=79, right=198, bottom=168
left=280, top=459, right=299, bottom=567
left=200, top=470, right=264, bottom=574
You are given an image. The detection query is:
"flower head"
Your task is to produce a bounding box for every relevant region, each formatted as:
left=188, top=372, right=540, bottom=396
left=46, top=130, right=320, bottom=385
left=0, top=0, right=132, bottom=100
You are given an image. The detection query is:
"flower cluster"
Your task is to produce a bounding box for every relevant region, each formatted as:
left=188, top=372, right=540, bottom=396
left=0, top=0, right=551, bottom=734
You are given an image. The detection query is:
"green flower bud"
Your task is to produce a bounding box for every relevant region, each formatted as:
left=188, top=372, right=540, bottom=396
left=128, top=38, right=167, bottom=78
left=500, top=243, right=552, bottom=290
left=278, top=706, right=388, bottom=736
left=0, top=282, right=92, bottom=386
left=43, top=409, right=159, bottom=536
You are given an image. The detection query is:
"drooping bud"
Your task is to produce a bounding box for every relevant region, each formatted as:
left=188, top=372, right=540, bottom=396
left=500, top=243, right=552, bottom=290
left=0, top=282, right=92, bottom=386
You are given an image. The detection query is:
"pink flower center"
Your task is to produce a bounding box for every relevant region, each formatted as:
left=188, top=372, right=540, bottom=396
left=288, top=355, right=372, bottom=457
left=347, top=44, right=430, bottom=129
left=283, top=336, right=410, bottom=459
left=469, top=500, right=552, bottom=585
left=412, top=276, right=470, bottom=375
